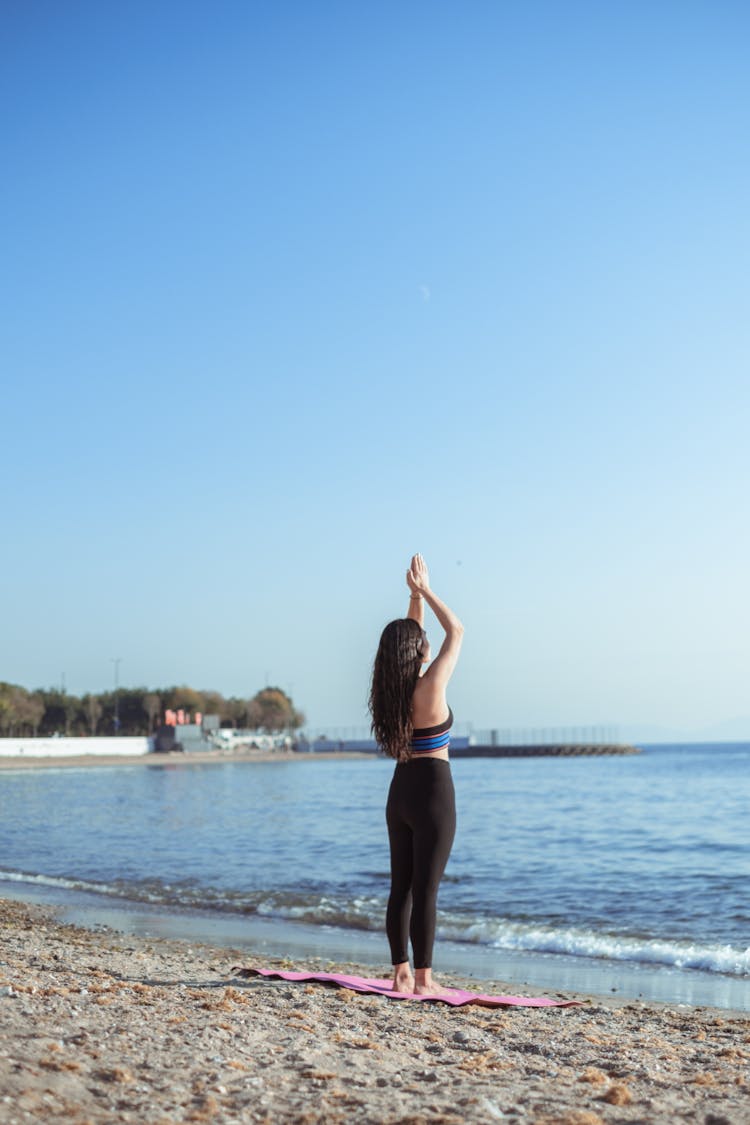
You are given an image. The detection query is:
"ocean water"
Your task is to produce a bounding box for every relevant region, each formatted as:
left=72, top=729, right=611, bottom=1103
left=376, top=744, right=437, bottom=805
left=1, top=743, right=748, bottom=1009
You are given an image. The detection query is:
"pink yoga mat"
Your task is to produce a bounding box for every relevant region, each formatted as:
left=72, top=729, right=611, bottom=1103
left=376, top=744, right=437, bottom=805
left=233, top=967, right=580, bottom=1008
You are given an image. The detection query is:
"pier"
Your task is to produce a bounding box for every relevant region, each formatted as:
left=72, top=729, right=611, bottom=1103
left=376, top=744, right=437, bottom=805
left=450, top=742, right=641, bottom=758
left=295, top=733, right=641, bottom=757
left=295, top=722, right=640, bottom=757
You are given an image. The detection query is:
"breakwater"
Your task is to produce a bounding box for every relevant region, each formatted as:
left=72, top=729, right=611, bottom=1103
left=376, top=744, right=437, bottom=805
left=451, top=742, right=641, bottom=758
left=0, top=736, right=641, bottom=761
left=295, top=738, right=641, bottom=757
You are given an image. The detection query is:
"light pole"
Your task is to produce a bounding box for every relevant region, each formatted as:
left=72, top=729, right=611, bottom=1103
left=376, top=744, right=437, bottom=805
left=111, top=658, right=122, bottom=735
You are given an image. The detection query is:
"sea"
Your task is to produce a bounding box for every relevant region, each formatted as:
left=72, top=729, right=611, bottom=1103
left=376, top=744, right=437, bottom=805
left=1, top=742, right=748, bottom=1011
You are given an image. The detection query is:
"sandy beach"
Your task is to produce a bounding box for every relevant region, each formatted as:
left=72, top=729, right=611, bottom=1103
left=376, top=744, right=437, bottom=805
left=1, top=899, right=748, bottom=1124
left=0, top=751, right=372, bottom=772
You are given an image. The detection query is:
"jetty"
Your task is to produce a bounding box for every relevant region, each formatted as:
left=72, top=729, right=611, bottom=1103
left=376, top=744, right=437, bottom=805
left=294, top=736, right=641, bottom=757
left=450, top=742, right=641, bottom=758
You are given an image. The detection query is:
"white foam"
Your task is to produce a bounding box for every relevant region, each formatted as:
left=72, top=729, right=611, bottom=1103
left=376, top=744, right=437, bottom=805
left=0, top=869, right=174, bottom=905
left=436, top=915, right=750, bottom=976
left=0, top=870, right=113, bottom=894
left=245, top=897, right=750, bottom=975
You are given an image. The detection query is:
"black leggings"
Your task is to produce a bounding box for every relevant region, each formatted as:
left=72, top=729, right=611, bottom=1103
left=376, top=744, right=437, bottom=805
left=385, top=758, right=456, bottom=970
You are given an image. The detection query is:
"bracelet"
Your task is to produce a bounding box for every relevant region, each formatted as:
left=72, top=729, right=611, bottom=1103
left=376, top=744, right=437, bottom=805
left=409, top=594, right=423, bottom=600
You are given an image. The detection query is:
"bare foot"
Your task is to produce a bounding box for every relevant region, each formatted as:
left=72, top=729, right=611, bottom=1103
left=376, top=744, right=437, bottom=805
left=391, top=962, right=415, bottom=993
left=414, top=982, right=450, bottom=997
left=413, top=969, right=454, bottom=997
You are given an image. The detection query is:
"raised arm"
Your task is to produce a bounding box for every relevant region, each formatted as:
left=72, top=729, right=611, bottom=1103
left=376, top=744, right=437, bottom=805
left=406, top=565, right=425, bottom=626
left=408, top=554, right=464, bottom=692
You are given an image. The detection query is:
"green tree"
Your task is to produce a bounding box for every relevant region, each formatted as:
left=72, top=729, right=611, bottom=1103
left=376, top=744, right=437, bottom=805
left=38, top=689, right=80, bottom=736
left=246, top=687, right=305, bottom=732
left=0, top=683, right=44, bottom=735
left=201, top=690, right=228, bottom=724
left=224, top=697, right=247, bottom=729
left=107, top=688, right=151, bottom=735
left=0, top=682, right=304, bottom=738
left=163, top=685, right=204, bottom=718
left=0, top=683, right=15, bottom=734
left=18, top=691, right=44, bottom=736
left=82, top=694, right=102, bottom=736
left=143, top=692, right=161, bottom=731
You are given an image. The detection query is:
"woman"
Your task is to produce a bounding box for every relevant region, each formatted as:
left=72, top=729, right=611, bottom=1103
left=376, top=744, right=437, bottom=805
left=369, top=553, right=464, bottom=995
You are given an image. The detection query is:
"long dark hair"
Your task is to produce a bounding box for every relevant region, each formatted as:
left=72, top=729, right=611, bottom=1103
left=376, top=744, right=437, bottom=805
left=369, top=618, right=425, bottom=761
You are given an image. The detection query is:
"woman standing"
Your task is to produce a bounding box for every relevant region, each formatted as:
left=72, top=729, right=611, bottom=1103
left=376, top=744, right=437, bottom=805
left=369, top=554, right=464, bottom=995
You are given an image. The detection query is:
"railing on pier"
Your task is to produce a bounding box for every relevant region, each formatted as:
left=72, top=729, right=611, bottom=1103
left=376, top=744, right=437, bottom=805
left=298, top=724, right=622, bottom=747
left=294, top=724, right=639, bottom=757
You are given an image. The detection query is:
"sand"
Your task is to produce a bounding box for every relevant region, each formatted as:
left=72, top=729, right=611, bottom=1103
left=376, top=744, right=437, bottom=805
left=0, top=751, right=372, bottom=771
left=1, top=899, right=748, bottom=1124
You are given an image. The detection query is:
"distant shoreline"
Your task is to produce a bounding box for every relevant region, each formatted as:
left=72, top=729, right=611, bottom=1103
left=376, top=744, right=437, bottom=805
left=0, top=743, right=646, bottom=769
left=0, top=742, right=646, bottom=770
left=0, top=749, right=375, bottom=771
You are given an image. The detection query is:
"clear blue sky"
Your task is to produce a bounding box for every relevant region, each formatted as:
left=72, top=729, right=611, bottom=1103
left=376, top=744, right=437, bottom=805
left=3, top=1, right=749, bottom=739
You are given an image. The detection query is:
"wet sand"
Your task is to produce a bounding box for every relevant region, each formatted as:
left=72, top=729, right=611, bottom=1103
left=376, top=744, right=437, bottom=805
left=1, top=898, right=748, bottom=1124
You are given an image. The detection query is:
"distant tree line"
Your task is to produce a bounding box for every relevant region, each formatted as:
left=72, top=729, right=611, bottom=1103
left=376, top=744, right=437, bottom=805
left=0, top=682, right=305, bottom=738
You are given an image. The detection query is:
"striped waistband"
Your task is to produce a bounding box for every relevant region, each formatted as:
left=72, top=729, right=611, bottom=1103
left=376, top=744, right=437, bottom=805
left=410, top=708, right=453, bottom=754
left=410, top=729, right=452, bottom=754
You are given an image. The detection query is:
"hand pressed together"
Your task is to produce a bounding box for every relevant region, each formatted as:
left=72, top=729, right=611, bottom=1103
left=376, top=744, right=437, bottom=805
left=407, top=553, right=431, bottom=596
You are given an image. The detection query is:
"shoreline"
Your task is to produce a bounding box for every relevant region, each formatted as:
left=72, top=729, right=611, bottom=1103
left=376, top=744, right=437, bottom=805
left=1, top=898, right=749, bottom=1124
left=0, top=744, right=644, bottom=769
left=0, top=749, right=374, bottom=770
left=4, top=878, right=749, bottom=1016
